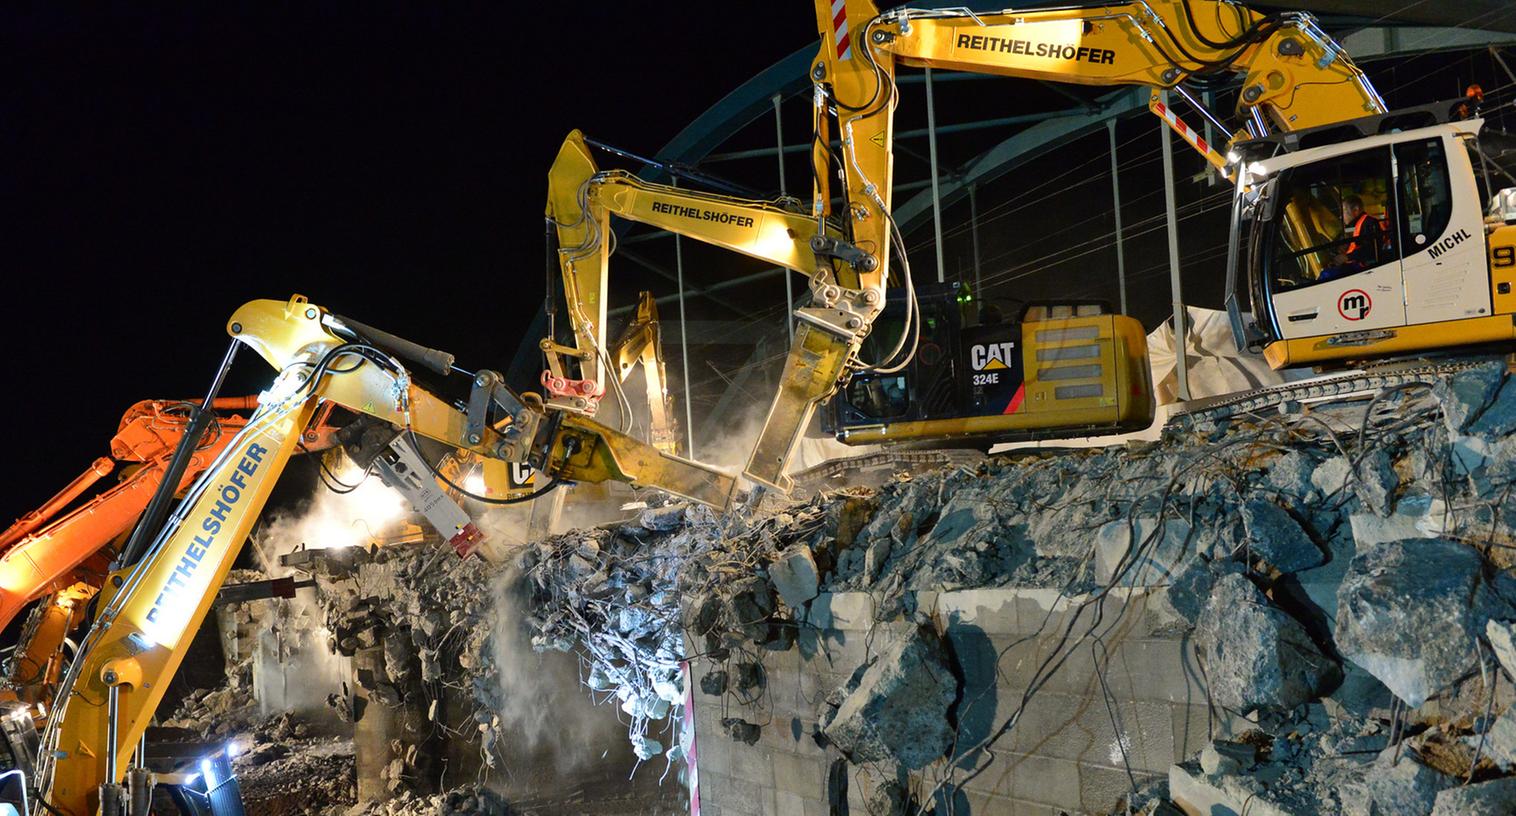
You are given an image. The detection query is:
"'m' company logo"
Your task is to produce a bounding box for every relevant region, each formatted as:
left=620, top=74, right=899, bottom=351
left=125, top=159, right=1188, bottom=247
left=1338, top=289, right=1372, bottom=321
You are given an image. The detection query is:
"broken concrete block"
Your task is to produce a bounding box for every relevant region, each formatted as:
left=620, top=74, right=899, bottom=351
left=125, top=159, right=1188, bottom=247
left=1094, top=517, right=1194, bottom=586
left=1164, top=557, right=1243, bottom=626
left=820, top=625, right=957, bottom=769
left=1349, top=493, right=1443, bottom=547
left=1488, top=620, right=1516, bottom=682
left=1322, top=663, right=1394, bottom=721
left=1481, top=708, right=1516, bottom=769
left=1240, top=499, right=1324, bottom=574
left=1470, top=374, right=1516, bottom=438
left=639, top=504, right=686, bottom=531
left=1312, top=456, right=1352, bottom=497
left=1340, top=750, right=1455, bottom=816
left=1195, top=573, right=1339, bottom=712
left=1267, top=450, right=1317, bottom=500
left=1353, top=449, right=1398, bottom=517
left=722, top=577, right=775, bottom=644
left=1200, top=739, right=1256, bottom=776
left=863, top=537, right=892, bottom=581
left=1432, top=777, right=1516, bottom=815
left=1433, top=361, right=1506, bottom=434
left=1168, top=762, right=1295, bottom=816
left=769, top=545, right=820, bottom=608
left=1337, top=538, right=1514, bottom=707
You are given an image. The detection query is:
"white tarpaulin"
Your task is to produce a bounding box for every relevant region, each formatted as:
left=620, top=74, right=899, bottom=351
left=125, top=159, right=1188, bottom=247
left=1147, top=306, right=1286, bottom=405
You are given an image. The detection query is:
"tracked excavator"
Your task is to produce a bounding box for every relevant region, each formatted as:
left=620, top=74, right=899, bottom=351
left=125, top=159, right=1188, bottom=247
left=546, top=131, right=1155, bottom=494
left=807, top=0, right=1516, bottom=394
left=26, top=296, right=732, bottom=815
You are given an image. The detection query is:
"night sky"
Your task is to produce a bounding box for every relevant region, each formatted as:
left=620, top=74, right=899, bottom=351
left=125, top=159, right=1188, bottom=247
left=3, top=4, right=812, bottom=506
left=4, top=4, right=1512, bottom=519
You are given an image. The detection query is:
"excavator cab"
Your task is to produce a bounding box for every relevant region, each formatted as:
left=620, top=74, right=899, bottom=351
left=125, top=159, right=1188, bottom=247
left=824, top=284, right=1154, bottom=447
left=1229, top=103, right=1516, bottom=368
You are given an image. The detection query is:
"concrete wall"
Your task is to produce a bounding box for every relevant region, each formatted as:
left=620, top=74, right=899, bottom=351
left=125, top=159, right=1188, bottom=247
left=689, top=587, right=1214, bottom=816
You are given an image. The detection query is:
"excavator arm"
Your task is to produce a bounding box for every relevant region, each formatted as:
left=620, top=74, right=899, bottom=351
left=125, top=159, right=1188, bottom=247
left=816, top=0, right=1385, bottom=189
left=610, top=293, right=678, bottom=454
left=546, top=129, right=882, bottom=494
left=38, top=295, right=733, bottom=814
left=0, top=400, right=339, bottom=708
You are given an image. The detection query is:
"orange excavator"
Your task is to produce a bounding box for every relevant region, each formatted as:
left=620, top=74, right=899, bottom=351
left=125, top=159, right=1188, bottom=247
left=0, top=397, right=339, bottom=709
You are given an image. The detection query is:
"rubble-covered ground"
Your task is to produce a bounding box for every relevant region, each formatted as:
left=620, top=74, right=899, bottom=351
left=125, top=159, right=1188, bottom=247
left=183, top=358, right=1516, bottom=814
left=517, top=359, right=1516, bottom=815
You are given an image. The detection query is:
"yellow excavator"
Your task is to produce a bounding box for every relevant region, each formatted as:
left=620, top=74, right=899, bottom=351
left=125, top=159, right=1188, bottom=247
left=546, top=131, right=1155, bottom=495
left=808, top=0, right=1516, bottom=374
left=32, top=296, right=733, bottom=816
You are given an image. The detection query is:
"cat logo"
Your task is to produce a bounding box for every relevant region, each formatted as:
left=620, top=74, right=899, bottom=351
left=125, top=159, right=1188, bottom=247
left=970, top=342, right=1016, bottom=371
left=510, top=462, right=535, bottom=488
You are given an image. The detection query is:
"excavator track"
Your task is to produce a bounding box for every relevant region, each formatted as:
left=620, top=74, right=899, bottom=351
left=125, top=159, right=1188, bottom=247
left=1171, top=356, right=1507, bottom=422
left=789, top=448, right=989, bottom=494
left=786, top=355, right=1511, bottom=493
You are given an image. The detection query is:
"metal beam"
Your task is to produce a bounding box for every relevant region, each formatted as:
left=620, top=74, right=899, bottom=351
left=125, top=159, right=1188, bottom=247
left=1159, top=91, right=1190, bottom=402
left=926, top=68, right=946, bottom=283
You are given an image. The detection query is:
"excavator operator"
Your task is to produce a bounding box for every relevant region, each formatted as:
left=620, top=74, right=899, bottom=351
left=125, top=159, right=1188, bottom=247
left=1322, top=195, right=1384, bottom=281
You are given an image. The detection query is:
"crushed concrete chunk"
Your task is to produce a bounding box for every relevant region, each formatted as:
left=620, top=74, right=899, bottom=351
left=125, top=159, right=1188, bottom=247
left=1433, top=361, right=1506, bottom=433
left=1336, top=538, right=1514, bottom=707
left=1312, top=456, right=1352, bottom=497
left=769, top=545, right=820, bottom=608
left=1353, top=449, right=1398, bottom=516
left=638, top=503, right=686, bottom=531
left=1164, top=557, right=1243, bottom=626
left=1094, top=517, right=1194, bottom=586
left=1481, top=708, right=1516, bottom=769
left=1340, top=750, right=1455, bottom=816
left=1240, top=499, right=1324, bottom=574
left=1266, top=450, right=1317, bottom=501
left=1200, top=739, right=1256, bottom=776
left=1431, top=777, right=1516, bottom=815
left=1488, top=620, right=1516, bottom=682
left=1195, top=574, right=1339, bottom=712
left=1349, top=493, right=1443, bottom=547
left=1168, top=761, right=1298, bottom=816
left=819, top=625, right=957, bottom=769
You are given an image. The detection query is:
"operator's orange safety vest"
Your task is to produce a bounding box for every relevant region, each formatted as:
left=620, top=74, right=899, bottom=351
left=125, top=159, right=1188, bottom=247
left=1345, top=212, right=1374, bottom=257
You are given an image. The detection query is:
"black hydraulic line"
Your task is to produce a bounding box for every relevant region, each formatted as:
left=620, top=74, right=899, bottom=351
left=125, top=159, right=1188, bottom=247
left=117, top=340, right=240, bottom=567
left=332, top=314, right=455, bottom=377
left=583, top=136, right=765, bottom=199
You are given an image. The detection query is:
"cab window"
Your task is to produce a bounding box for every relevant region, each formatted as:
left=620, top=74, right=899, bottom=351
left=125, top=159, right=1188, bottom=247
left=843, top=374, right=910, bottom=419
left=1268, top=146, right=1393, bottom=290
left=1395, top=138, right=1453, bottom=254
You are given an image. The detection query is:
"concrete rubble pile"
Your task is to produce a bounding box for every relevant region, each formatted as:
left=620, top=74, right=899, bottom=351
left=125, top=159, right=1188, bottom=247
left=521, top=360, right=1516, bottom=815
left=230, top=713, right=358, bottom=814
left=303, top=544, right=506, bottom=782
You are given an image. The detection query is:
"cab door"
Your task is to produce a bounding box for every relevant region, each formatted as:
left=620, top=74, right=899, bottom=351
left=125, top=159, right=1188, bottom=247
left=1397, top=135, right=1492, bottom=325
left=1262, top=145, right=1408, bottom=339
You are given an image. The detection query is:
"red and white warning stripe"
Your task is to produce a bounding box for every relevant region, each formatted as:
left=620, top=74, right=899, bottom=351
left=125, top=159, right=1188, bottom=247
left=1150, top=95, right=1229, bottom=173
left=831, top=0, right=853, bottom=60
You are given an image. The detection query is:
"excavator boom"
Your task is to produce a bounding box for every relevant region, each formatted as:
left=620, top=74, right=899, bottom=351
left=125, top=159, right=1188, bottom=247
left=40, top=294, right=734, bottom=815
left=547, top=129, right=883, bottom=495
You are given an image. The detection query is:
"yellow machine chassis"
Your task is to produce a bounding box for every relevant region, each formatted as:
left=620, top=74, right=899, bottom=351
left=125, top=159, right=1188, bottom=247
left=838, top=314, right=1154, bottom=445
left=1264, top=313, right=1516, bottom=369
